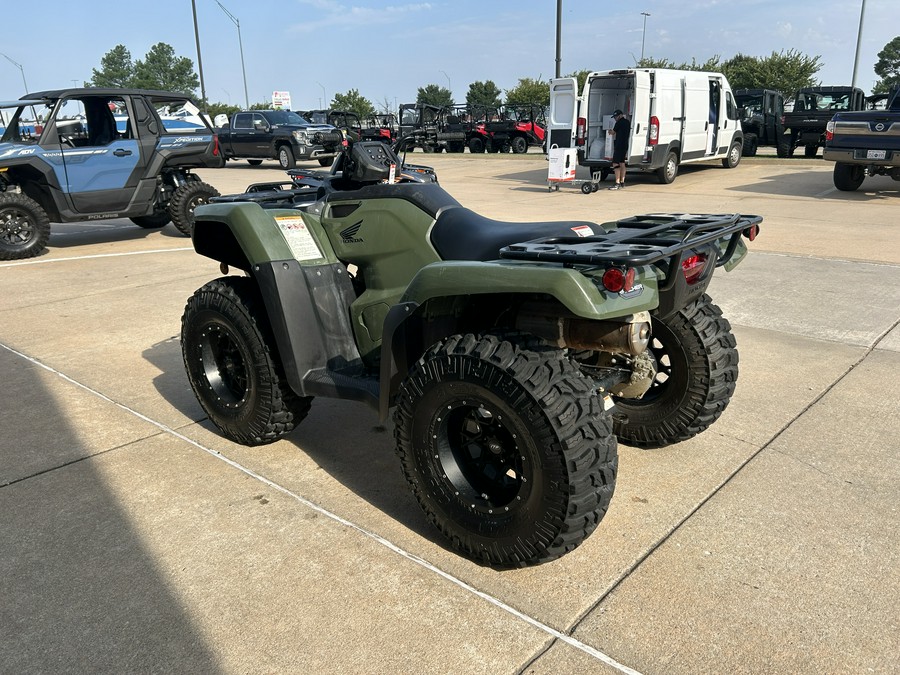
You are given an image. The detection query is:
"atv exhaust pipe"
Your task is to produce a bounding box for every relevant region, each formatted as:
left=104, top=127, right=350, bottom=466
left=516, top=309, right=652, bottom=355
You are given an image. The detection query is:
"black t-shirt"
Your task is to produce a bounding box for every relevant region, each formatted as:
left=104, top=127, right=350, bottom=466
left=613, top=116, right=630, bottom=150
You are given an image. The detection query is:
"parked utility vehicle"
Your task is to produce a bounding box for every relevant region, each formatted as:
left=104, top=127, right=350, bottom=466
left=549, top=68, right=744, bottom=184
left=181, top=140, right=761, bottom=567
left=0, top=88, right=223, bottom=260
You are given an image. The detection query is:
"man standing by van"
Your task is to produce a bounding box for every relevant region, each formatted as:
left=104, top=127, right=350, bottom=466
left=608, top=109, right=630, bottom=190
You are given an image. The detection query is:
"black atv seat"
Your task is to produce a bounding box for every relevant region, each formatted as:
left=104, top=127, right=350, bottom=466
left=431, top=207, right=608, bottom=262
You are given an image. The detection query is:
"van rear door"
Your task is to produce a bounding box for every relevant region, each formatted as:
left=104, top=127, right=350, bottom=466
left=682, top=73, right=712, bottom=159
left=629, top=70, right=651, bottom=163
left=548, top=77, right=580, bottom=150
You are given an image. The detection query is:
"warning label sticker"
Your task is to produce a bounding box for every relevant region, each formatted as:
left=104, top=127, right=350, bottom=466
left=571, top=225, right=594, bottom=238
left=275, top=216, right=325, bottom=261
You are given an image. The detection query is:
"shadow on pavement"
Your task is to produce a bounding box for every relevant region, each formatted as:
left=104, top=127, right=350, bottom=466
left=0, top=347, right=222, bottom=672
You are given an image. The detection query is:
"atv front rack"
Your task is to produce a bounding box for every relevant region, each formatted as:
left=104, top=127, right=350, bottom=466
left=499, top=213, right=761, bottom=269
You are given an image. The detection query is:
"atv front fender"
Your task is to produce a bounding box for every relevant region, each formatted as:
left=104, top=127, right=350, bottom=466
left=193, top=202, right=336, bottom=270
left=401, top=260, right=659, bottom=320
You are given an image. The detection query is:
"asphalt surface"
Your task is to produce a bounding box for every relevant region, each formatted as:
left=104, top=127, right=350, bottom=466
left=1, top=152, right=898, bottom=674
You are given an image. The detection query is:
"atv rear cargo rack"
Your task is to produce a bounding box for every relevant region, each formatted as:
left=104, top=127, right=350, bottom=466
left=499, top=213, right=761, bottom=269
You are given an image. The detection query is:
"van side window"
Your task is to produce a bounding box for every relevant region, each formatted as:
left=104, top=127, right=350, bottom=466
left=725, top=92, right=738, bottom=120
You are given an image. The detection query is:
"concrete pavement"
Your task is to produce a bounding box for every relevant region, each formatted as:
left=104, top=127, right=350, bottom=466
left=1, top=154, right=897, bottom=673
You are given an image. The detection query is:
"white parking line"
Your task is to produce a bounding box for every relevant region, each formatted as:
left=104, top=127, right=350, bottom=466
left=0, top=340, right=643, bottom=675
left=0, top=247, right=194, bottom=268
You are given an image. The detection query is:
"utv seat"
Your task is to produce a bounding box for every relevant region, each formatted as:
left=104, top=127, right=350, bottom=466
left=431, top=207, right=607, bottom=262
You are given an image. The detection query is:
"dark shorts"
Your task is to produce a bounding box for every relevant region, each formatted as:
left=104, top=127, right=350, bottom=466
left=612, top=146, right=628, bottom=163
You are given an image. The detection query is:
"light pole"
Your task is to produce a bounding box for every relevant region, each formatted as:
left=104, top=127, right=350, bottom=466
left=316, top=82, right=326, bottom=109
left=440, top=70, right=451, bottom=97
left=214, top=0, right=249, bottom=108
left=1, top=52, right=29, bottom=93
left=851, top=0, right=866, bottom=89
left=191, top=0, right=208, bottom=107
left=640, top=12, right=651, bottom=63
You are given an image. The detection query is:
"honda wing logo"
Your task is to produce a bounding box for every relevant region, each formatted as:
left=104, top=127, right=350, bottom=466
left=340, top=220, right=364, bottom=243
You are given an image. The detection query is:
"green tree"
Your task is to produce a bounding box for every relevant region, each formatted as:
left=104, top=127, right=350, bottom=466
left=465, top=80, right=502, bottom=107
left=873, top=36, right=900, bottom=93
left=416, top=84, right=453, bottom=107
left=332, top=89, right=375, bottom=118
left=637, top=56, right=721, bottom=71
left=505, top=77, right=549, bottom=107
left=132, top=43, right=199, bottom=95
left=725, top=50, right=821, bottom=98
left=206, top=102, right=241, bottom=119
left=89, top=45, right=135, bottom=88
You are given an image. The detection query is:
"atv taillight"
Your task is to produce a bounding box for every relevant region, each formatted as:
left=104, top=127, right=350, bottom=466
left=576, top=117, right=586, bottom=146
left=649, top=116, right=659, bottom=145
left=602, top=267, right=635, bottom=293
left=681, top=254, right=708, bottom=285
left=744, top=224, right=759, bottom=241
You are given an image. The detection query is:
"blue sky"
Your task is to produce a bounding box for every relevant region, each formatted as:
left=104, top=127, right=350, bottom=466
left=1, top=0, right=894, bottom=109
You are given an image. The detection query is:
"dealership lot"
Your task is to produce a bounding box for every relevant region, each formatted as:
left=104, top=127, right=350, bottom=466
left=1, top=155, right=898, bottom=673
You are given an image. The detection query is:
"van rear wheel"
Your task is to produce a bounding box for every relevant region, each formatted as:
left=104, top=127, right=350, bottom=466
left=657, top=151, right=679, bottom=184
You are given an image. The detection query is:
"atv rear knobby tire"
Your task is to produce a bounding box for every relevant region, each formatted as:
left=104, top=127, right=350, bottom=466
left=169, top=181, right=220, bottom=236
left=468, top=137, right=485, bottom=154
left=0, top=192, right=51, bottom=260
left=181, top=276, right=313, bottom=446
left=511, top=136, right=528, bottom=154
left=394, top=333, right=617, bottom=567
left=610, top=294, right=738, bottom=449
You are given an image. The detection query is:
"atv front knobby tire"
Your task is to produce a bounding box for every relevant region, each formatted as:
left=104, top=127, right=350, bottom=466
left=0, top=192, right=51, bottom=260
left=181, top=277, right=313, bottom=446
left=610, top=294, right=738, bottom=449
left=169, top=181, right=220, bottom=236
left=394, top=334, right=617, bottom=567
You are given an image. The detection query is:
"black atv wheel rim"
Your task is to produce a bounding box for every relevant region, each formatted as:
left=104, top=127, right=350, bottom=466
left=187, top=195, right=209, bottom=218
left=0, top=206, right=37, bottom=248
left=199, top=322, right=250, bottom=407
left=431, top=399, right=527, bottom=514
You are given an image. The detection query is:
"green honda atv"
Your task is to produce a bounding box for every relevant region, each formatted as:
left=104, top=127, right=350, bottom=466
left=181, top=140, right=761, bottom=567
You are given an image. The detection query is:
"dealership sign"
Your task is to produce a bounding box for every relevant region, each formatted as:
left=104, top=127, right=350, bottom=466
left=272, top=91, right=292, bottom=110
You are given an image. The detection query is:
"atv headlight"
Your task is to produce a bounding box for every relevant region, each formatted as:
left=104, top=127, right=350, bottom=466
left=292, top=130, right=309, bottom=144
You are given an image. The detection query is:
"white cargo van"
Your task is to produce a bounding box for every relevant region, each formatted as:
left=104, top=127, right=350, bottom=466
left=548, top=68, right=744, bottom=184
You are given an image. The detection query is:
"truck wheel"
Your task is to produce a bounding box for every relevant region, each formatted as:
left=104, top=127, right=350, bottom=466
left=181, top=276, right=313, bottom=446
left=833, top=163, right=865, bottom=191
left=247, top=159, right=263, bottom=166
left=130, top=211, right=171, bottom=229
left=468, top=137, right=485, bottom=154
left=804, top=145, right=817, bottom=158
left=722, top=140, right=742, bottom=168
left=511, top=136, right=528, bottom=154
left=787, top=133, right=797, bottom=157
left=656, top=151, right=679, bottom=184
left=0, top=192, right=51, bottom=260
left=608, top=294, right=738, bottom=449
left=742, top=133, right=758, bottom=157
left=169, top=181, right=220, bottom=236
left=394, top=333, right=617, bottom=567
left=278, top=145, right=296, bottom=169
